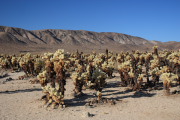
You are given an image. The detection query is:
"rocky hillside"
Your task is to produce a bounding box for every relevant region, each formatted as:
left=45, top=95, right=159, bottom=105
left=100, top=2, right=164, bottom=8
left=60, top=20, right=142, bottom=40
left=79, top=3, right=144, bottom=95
left=0, top=26, right=179, bottom=53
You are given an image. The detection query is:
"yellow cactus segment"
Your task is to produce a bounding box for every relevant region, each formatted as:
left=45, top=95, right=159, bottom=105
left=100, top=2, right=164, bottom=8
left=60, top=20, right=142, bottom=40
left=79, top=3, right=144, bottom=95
left=118, top=61, right=131, bottom=70
left=102, top=61, right=115, bottom=70
left=145, top=53, right=152, bottom=60
left=42, top=52, right=53, bottom=59
left=52, top=49, right=65, bottom=60
left=153, top=46, right=158, bottom=49
left=37, top=70, right=47, bottom=82
left=11, top=57, right=17, bottom=64
left=71, top=72, right=79, bottom=81
left=93, top=57, right=103, bottom=65
left=150, top=67, right=161, bottom=75
left=128, top=69, right=134, bottom=78
left=160, top=73, right=178, bottom=84
left=159, top=66, right=170, bottom=73
left=92, top=68, right=107, bottom=80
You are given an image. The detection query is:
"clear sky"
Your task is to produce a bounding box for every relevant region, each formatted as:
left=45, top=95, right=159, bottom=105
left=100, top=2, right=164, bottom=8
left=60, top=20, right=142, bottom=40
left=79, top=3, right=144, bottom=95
left=0, top=0, right=180, bottom=42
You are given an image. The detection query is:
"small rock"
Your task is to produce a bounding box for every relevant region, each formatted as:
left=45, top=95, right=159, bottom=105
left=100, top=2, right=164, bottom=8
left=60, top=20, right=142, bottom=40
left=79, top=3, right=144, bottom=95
left=87, top=112, right=94, bottom=117
left=6, top=77, right=13, bottom=81
left=84, top=103, right=94, bottom=108
left=171, top=90, right=177, bottom=94
left=82, top=112, right=94, bottom=117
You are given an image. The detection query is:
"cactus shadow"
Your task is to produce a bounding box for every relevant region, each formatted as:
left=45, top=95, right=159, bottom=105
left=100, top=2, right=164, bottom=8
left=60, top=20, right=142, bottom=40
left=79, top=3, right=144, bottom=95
left=66, top=94, right=95, bottom=107
left=112, top=91, right=156, bottom=100
left=0, top=88, right=42, bottom=94
left=105, top=82, right=120, bottom=88
left=102, top=88, right=133, bottom=97
left=0, top=73, right=9, bottom=78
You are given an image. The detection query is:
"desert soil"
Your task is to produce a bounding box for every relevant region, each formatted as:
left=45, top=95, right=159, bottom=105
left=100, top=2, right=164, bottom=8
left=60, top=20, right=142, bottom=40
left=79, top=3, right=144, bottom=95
left=0, top=71, right=180, bottom=120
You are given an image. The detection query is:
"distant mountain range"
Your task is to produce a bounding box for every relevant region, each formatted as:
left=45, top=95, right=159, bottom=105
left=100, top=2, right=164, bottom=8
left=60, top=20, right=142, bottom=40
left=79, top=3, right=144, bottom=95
left=0, top=26, right=179, bottom=54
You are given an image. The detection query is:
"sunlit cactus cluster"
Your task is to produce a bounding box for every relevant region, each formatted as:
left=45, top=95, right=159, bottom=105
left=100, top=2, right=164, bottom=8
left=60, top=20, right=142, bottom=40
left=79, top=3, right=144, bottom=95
left=0, top=46, right=180, bottom=108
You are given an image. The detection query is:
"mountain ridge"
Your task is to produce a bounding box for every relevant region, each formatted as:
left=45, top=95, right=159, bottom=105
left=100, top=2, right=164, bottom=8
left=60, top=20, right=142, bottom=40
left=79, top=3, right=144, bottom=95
left=0, top=26, right=179, bottom=54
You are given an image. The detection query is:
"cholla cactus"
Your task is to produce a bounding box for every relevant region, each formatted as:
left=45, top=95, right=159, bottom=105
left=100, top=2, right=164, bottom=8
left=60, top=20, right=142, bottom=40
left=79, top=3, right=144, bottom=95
left=54, top=60, right=66, bottom=98
left=144, top=53, right=152, bottom=85
left=160, top=73, right=178, bottom=94
left=0, top=58, right=8, bottom=69
left=1, top=46, right=180, bottom=108
left=42, top=52, right=53, bottom=60
left=91, top=67, right=107, bottom=101
left=167, top=52, right=179, bottom=60
left=92, top=68, right=107, bottom=81
left=52, top=49, right=65, bottom=60
left=11, top=56, right=19, bottom=71
left=118, top=61, right=131, bottom=87
left=87, top=54, right=95, bottom=62
left=101, top=61, right=114, bottom=78
left=71, top=72, right=84, bottom=96
left=138, top=74, right=144, bottom=82
left=71, top=64, right=85, bottom=96
left=41, top=86, right=65, bottom=108
left=150, top=59, right=160, bottom=69
left=139, top=54, right=145, bottom=65
left=128, top=69, right=134, bottom=78
left=153, top=46, right=158, bottom=56
left=118, top=61, right=131, bottom=71
left=45, top=60, right=56, bottom=87
left=145, top=53, right=152, bottom=61
left=17, top=53, right=38, bottom=77
left=117, top=53, right=125, bottom=63
left=160, top=66, right=171, bottom=73
left=133, top=74, right=145, bottom=90
left=37, top=70, right=48, bottom=87
left=34, top=58, right=44, bottom=75
left=38, top=49, right=67, bottom=108
left=93, top=57, right=103, bottom=66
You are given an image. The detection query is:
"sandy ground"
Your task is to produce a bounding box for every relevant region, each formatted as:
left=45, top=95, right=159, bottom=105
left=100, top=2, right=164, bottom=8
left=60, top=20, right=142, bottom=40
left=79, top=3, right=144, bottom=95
left=0, top=71, right=180, bottom=120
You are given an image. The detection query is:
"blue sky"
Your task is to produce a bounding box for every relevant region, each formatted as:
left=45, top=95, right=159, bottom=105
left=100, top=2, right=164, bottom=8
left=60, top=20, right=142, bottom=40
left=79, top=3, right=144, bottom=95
left=0, top=0, right=180, bottom=42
